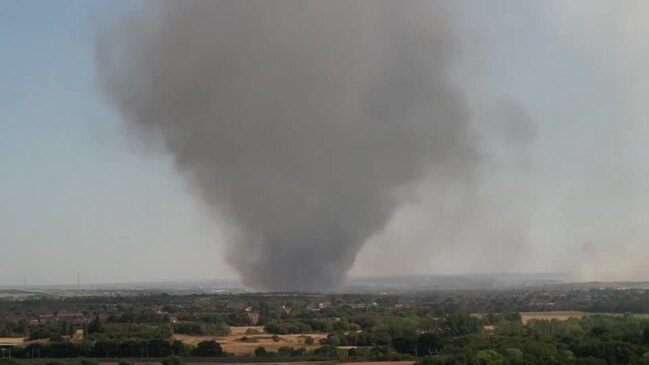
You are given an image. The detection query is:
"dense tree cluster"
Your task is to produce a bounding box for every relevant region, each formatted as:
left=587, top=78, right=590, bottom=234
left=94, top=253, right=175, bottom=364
left=413, top=314, right=649, bottom=364
left=2, top=290, right=649, bottom=364
left=171, top=322, right=229, bottom=336
left=3, top=339, right=215, bottom=359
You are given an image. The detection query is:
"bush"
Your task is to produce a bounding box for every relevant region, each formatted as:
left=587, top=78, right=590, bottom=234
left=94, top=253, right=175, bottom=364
left=313, top=345, right=337, bottom=357
left=348, top=347, right=371, bottom=358
left=254, top=347, right=269, bottom=357
left=503, top=348, right=523, bottom=364
left=474, top=350, right=505, bottom=365
left=161, top=356, right=184, bottom=365
left=237, top=336, right=259, bottom=343
left=575, top=357, right=607, bottom=365
left=417, top=356, right=452, bottom=365
left=28, top=324, right=63, bottom=340
left=0, top=359, right=19, bottom=365
left=173, top=322, right=230, bottom=336
left=191, top=341, right=223, bottom=357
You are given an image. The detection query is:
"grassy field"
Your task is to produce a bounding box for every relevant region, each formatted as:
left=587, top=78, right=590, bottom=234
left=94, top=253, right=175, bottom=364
left=519, top=311, right=649, bottom=323
left=520, top=311, right=586, bottom=324
left=173, top=326, right=328, bottom=356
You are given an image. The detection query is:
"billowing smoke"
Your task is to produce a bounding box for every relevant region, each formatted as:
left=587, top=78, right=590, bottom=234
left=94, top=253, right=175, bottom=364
left=98, top=1, right=478, bottom=291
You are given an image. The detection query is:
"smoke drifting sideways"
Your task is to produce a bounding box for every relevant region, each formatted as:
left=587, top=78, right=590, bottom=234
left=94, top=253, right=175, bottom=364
left=97, top=1, right=480, bottom=291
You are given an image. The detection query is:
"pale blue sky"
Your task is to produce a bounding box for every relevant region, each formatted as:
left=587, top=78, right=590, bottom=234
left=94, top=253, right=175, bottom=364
left=2, top=1, right=648, bottom=286
left=0, top=1, right=231, bottom=286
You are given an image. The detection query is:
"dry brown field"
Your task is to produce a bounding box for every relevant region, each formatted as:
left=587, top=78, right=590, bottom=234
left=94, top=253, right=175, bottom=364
left=172, top=326, right=328, bottom=356
left=0, top=337, right=49, bottom=345
left=0, top=337, right=26, bottom=345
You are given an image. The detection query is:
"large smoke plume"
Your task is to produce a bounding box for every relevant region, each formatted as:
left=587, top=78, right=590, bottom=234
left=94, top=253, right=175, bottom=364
left=98, top=1, right=478, bottom=291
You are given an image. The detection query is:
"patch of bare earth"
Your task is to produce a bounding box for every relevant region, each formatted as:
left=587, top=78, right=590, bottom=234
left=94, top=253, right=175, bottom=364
left=172, top=326, right=327, bottom=356
left=520, top=311, right=585, bottom=324
left=0, top=337, right=25, bottom=345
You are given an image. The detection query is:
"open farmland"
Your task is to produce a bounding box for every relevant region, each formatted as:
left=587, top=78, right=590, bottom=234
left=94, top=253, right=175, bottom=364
left=0, top=337, right=48, bottom=345
left=520, top=311, right=586, bottom=324
left=3, top=288, right=649, bottom=364
left=173, top=326, right=328, bottom=356
left=0, top=337, right=26, bottom=345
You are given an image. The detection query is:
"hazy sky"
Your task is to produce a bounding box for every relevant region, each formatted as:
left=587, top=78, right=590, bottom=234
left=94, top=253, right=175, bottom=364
left=2, top=1, right=649, bottom=287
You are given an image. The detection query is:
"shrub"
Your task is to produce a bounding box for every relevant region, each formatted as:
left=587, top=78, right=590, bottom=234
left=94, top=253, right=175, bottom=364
left=0, top=359, right=19, bottom=365
left=191, top=341, right=223, bottom=357
left=254, top=347, right=269, bottom=357
left=161, top=356, right=184, bottom=365
left=575, top=358, right=607, bottom=365
left=474, top=350, right=505, bottom=365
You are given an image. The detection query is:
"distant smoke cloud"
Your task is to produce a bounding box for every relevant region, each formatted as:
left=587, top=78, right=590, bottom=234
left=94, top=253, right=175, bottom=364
left=544, top=0, right=649, bottom=282
left=98, top=0, right=485, bottom=291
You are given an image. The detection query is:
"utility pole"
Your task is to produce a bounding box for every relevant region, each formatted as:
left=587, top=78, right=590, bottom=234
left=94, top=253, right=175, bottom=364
left=77, top=273, right=80, bottom=291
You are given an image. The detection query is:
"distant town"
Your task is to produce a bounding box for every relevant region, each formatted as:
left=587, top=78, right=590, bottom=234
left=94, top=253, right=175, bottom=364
left=1, top=279, right=649, bottom=364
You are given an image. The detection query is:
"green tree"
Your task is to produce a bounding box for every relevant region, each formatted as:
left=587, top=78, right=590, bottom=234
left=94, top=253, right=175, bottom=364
left=642, top=328, right=649, bottom=345
left=255, top=347, right=269, bottom=357
left=191, top=341, right=223, bottom=357
left=171, top=340, right=190, bottom=356
left=147, top=339, right=172, bottom=357
left=575, top=357, right=606, bottom=365
left=392, top=337, right=416, bottom=355
left=442, top=313, right=482, bottom=336
left=503, top=348, right=523, bottom=364
left=417, top=333, right=443, bottom=356
left=87, top=315, right=104, bottom=334
left=162, top=356, right=184, bottom=365
left=474, top=350, right=505, bottom=365
left=313, top=345, right=337, bottom=357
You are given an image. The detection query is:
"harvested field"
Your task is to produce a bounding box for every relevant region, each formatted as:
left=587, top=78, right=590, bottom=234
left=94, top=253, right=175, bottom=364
left=0, top=337, right=26, bottom=345
left=520, top=311, right=585, bottom=324
left=173, top=327, right=328, bottom=356
left=0, top=337, right=49, bottom=345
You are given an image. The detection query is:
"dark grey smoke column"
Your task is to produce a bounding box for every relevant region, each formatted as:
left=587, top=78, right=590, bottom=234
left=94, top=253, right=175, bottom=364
left=98, top=0, right=476, bottom=291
